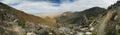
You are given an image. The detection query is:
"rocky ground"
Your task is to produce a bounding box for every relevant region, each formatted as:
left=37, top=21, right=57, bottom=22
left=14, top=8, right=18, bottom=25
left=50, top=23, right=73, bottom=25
left=1, top=1, right=120, bottom=35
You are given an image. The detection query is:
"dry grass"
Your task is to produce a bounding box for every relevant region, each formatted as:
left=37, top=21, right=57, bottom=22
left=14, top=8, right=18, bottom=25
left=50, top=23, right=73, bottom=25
left=35, top=14, right=59, bottom=27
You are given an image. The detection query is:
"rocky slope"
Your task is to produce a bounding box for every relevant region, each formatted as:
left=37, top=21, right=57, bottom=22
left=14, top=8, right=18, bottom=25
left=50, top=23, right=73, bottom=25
left=0, top=2, right=56, bottom=35
left=1, top=1, right=120, bottom=35
left=55, top=7, right=106, bottom=27
left=0, top=2, right=56, bottom=27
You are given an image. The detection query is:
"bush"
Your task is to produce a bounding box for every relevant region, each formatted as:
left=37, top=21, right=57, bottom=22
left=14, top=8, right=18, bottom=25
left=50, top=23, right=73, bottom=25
left=18, top=21, right=25, bottom=26
left=116, top=28, right=120, bottom=35
left=92, top=32, right=97, bottom=35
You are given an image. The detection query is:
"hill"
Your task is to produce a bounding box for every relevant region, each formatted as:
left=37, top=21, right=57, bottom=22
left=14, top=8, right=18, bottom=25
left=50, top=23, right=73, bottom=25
left=55, top=7, right=106, bottom=27
left=0, top=2, right=56, bottom=27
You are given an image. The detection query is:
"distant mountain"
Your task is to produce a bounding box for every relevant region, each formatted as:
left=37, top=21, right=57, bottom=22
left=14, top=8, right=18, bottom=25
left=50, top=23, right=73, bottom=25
left=55, top=7, right=106, bottom=27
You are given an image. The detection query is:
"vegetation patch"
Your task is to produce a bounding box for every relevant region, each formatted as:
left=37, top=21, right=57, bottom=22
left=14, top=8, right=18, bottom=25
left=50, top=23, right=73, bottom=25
left=92, top=32, right=97, bottom=35
left=116, top=28, right=120, bottom=35
left=18, top=20, right=25, bottom=26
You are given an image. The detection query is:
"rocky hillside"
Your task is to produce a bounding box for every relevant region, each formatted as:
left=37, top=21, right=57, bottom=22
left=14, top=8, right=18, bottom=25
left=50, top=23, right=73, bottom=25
left=0, top=2, right=56, bottom=27
left=0, top=2, right=56, bottom=35
left=55, top=7, right=106, bottom=27
left=1, top=1, right=120, bottom=35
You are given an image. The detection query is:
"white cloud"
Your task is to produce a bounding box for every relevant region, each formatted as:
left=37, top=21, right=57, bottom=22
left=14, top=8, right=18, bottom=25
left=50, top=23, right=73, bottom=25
left=1, top=0, right=23, bottom=4
left=0, top=0, right=118, bottom=14
left=58, top=0, right=118, bottom=12
left=12, top=1, right=59, bottom=14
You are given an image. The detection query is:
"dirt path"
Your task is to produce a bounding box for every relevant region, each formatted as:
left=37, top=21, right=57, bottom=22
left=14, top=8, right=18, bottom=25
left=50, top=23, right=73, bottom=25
left=97, top=10, right=116, bottom=35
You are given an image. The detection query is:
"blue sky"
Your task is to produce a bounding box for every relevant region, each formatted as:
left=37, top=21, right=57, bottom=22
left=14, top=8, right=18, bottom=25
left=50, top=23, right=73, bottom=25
left=0, top=0, right=118, bottom=14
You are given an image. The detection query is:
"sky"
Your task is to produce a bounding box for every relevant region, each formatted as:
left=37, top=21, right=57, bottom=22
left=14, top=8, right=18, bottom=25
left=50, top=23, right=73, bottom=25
left=0, top=0, right=118, bottom=14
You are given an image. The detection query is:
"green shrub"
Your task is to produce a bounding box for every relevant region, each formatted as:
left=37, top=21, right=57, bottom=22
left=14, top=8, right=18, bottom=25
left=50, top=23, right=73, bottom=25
left=116, top=28, right=120, bottom=35
left=18, top=21, right=25, bottom=26
left=88, top=17, right=95, bottom=23
left=118, top=29, right=120, bottom=33
left=92, top=32, right=97, bottom=35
